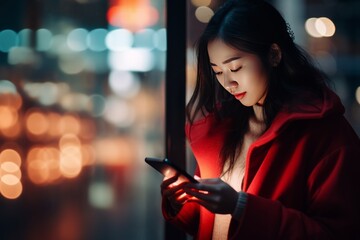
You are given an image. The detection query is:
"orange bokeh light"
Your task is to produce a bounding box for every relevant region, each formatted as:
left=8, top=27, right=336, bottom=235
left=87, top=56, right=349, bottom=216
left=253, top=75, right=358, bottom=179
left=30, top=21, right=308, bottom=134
left=94, top=137, right=135, bottom=166
left=47, top=112, right=62, bottom=137
left=107, top=0, right=159, bottom=32
left=59, top=134, right=81, bottom=150
left=0, top=148, right=22, bottom=166
left=0, top=180, right=22, bottom=199
left=1, top=120, right=22, bottom=138
left=27, top=147, right=61, bottom=184
left=26, top=110, right=49, bottom=136
left=0, top=92, right=22, bottom=110
left=59, top=115, right=80, bottom=135
left=60, top=146, right=82, bottom=178
left=80, top=144, right=96, bottom=166
left=0, top=106, right=18, bottom=129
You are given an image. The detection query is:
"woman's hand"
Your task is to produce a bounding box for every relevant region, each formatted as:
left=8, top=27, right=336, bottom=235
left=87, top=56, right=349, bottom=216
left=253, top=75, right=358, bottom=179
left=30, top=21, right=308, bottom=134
left=161, top=175, right=191, bottom=216
left=184, top=178, right=239, bottom=215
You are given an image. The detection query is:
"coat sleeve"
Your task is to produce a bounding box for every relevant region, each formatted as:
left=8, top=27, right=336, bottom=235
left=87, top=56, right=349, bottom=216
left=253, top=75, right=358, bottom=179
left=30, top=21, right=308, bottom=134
left=161, top=166, right=201, bottom=236
left=228, top=146, right=360, bottom=240
left=162, top=197, right=200, bottom=236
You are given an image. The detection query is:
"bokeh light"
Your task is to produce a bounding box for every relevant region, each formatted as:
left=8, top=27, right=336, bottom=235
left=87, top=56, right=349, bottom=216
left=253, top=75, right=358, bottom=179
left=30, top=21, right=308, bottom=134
left=305, top=17, right=336, bottom=38
left=36, top=28, right=53, bottom=51
left=0, top=29, right=18, bottom=52
left=153, top=28, right=167, bottom=51
left=67, top=28, right=89, bottom=51
left=105, top=28, right=134, bottom=51
left=0, top=80, right=17, bottom=94
left=103, top=96, right=135, bottom=127
left=355, top=87, right=360, bottom=105
left=133, top=28, right=155, bottom=49
left=108, top=48, right=155, bottom=72
left=195, top=6, right=214, bottom=23
left=94, top=137, right=135, bottom=166
left=191, top=0, right=212, bottom=7
left=27, top=147, right=61, bottom=184
left=88, top=181, right=114, bottom=209
left=0, top=106, right=18, bottom=130
left=108, top=71, right=141, bottom=98
left=107, top=1, right=159, bottom=32
left=87, top=28, right=108, bottom=52
left=25, top=110, right=49, bottom=136
left=0, top=148, right=22, bottom=199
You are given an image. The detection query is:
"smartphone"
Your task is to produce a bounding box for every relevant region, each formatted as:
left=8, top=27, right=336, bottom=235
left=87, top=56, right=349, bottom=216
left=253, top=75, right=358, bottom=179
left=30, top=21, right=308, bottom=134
left=145, top=157, right=198, bottom=183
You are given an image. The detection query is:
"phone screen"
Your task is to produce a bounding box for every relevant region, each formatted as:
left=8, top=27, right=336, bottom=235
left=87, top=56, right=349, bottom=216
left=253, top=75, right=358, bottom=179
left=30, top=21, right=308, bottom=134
left=145, top=157, right=198, bottom=183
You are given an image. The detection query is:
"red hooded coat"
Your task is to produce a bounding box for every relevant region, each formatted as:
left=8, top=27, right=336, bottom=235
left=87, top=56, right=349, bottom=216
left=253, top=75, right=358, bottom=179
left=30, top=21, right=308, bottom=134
left=163, top=89, right=360, bottom=239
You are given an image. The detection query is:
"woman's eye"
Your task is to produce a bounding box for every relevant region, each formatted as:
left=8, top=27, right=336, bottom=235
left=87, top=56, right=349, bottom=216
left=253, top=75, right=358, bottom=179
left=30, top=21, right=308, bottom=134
left=214, top=71, right=222, bottom=75
left=230, top=66, right=242, bottom=72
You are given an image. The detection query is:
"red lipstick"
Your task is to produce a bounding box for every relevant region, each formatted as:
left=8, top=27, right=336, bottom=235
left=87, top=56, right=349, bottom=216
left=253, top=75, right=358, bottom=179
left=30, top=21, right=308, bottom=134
left=234, top=92, right=246, bottom=100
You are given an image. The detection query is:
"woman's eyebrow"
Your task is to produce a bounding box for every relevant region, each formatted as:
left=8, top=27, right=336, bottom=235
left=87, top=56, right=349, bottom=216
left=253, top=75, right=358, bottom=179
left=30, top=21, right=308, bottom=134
left=210, top=56, right=242, bottom=66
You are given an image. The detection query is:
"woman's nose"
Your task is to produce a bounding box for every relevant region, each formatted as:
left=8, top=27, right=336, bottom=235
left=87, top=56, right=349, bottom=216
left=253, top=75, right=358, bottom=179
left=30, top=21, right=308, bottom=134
left=223, top=73, right=238, bottom=93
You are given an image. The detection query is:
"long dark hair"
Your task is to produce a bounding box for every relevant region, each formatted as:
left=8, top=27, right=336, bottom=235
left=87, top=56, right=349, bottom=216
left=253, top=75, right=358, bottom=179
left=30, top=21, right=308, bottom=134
left=186, top=0, right=329, bottom=172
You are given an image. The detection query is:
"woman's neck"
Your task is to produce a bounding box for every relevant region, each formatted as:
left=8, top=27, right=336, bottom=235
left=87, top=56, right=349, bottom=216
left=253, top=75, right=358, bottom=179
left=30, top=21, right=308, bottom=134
left=252, top=104, right=265, bottom=123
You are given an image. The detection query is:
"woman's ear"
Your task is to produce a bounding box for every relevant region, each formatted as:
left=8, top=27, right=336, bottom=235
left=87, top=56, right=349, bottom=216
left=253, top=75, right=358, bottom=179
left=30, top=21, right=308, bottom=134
left=268, top=43, right=282, bottom=67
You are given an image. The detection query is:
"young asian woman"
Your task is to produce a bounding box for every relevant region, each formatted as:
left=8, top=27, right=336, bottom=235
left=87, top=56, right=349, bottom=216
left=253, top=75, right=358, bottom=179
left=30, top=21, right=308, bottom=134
left=160, top=0, right=360, bottom=239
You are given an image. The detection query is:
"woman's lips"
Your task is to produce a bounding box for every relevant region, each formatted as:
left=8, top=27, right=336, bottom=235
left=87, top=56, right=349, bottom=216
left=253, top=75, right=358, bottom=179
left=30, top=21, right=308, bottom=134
left=234, top=92, right=246, bottom=100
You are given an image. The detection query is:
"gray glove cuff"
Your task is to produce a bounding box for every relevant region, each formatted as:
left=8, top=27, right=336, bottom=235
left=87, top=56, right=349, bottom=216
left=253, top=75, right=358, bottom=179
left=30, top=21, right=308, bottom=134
left=231, top=191, right=248, bottom=221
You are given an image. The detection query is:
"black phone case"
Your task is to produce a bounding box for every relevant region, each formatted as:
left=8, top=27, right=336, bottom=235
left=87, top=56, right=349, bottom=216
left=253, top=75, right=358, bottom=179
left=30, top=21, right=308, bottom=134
left=145, top=157, right=198, bottom=183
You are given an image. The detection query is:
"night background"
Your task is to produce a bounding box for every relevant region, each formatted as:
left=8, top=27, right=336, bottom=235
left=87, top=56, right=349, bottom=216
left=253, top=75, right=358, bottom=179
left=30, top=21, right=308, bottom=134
left=0, top=0, right=359, bottom=239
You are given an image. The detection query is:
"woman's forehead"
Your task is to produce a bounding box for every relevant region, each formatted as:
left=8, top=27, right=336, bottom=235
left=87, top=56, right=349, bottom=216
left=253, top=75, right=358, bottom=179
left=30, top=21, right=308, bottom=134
left=208, top=40, right=247, bottom=65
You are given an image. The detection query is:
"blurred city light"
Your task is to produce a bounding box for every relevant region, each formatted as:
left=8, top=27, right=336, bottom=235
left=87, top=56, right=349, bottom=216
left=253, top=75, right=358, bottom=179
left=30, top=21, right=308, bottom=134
left=105, top=28, right=134, bottom=51
left=0, top=80, right=17, bottom=94
left=153, top=28, right=167, bottom=51
left=191, top=0, right=212, bottom=7
left=36, top=28, right=53, bottom=51
left=88, top=181, right=115, bottom=209
left=305, top=17, right=336, bottom=38
left=0, top=148, right=23, bottom=199
left=25, top=110, right=49, bottom=136
left=18, top=28, right=31, bottom=47
left=107, top=0, right=159, bottom=32
left=94, top=136, right=135, bottom=166
left=87, top=28, right=108, bottom=52
left=195, top=6, right=214, bottom=23
left=0, top=0, right=356, bottom=240
left=88, top=94, right=106, bottom=117
left=8, top=47, right=37, bottom=65
left=108, top=48, right=155, bottom=72
left=103, top=96, right=135, bottom=127
left=356, top=87, right=360, bottom=105
left=133, top=28, right=156, bottom=49
left=67, top=28, right=89, bottom=51
left=26, top=147, right=61, bottom=184
left=108, top=70, right=141, bottom=98
left=0, top=29, right=18, bottom=52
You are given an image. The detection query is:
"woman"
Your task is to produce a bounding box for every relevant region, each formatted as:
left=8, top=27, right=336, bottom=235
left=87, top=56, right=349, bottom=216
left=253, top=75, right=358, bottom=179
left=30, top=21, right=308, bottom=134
left=161, top=0, right=360, bottom=239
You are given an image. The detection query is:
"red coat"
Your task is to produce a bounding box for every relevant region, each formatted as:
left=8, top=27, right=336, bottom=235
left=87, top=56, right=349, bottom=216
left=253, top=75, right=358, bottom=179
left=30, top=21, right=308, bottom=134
left=163, top=89, right=360, bottom=239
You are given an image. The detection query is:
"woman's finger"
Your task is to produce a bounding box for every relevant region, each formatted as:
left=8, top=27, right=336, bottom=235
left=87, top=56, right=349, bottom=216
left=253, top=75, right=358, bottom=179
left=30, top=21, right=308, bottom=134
left=185, top=182, right=219, bottom=193
left=163, top=182, right=186, bottom=197
left=183, top=187, right=215, bottom=202
left=161, top=175, right=179, bottom=189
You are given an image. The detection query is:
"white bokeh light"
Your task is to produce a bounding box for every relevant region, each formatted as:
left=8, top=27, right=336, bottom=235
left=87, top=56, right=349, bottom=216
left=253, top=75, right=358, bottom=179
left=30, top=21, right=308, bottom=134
left=108, top=48, right=154, bottom=72
left=67, top=28, right=88, bottom=51
left=103, top=96, right=135, bottom=128
left=105, top=28, right=133, bottom=51
left=108, top=71, right=140, bottom=98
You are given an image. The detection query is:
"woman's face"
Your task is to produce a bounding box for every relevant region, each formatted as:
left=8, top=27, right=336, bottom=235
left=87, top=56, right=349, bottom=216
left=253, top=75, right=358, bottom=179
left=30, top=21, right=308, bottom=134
left=208, top=39, right=269, bottom=107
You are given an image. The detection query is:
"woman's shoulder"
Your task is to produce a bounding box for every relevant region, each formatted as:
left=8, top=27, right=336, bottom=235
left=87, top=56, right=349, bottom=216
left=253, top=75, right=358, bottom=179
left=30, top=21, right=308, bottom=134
left=185, top=109, right=231, bottom=143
